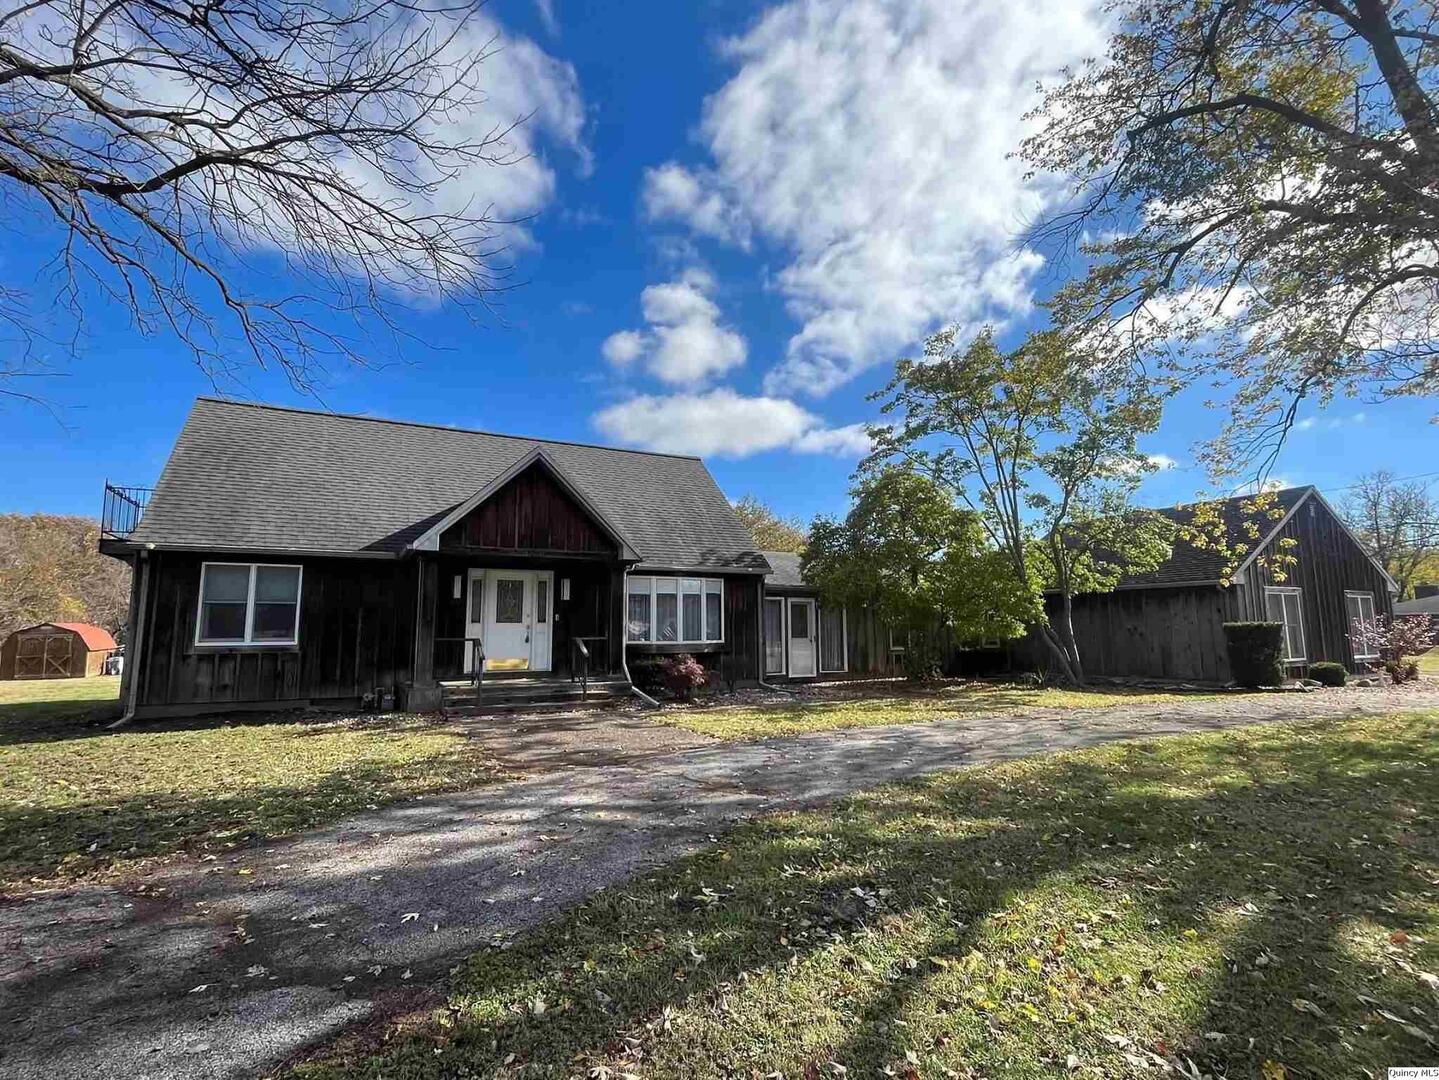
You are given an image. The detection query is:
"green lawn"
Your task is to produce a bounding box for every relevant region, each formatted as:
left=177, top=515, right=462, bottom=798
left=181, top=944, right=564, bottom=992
left=295, top=712, right=1439, bottom=1080
left=0, top=677, right=506, bottom=888
left=659, top=682, right=1221, bottom=740
left=1420, top=647, right=1439, bottom=676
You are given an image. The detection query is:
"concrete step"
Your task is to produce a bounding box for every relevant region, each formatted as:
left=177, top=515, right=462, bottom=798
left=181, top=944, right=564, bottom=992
left=441, top=678, right=631, bottom=713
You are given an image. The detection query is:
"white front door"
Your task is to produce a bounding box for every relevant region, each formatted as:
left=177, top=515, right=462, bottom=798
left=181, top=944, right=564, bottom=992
left=468, top=570, right=554, bottom=673
left=788, top=598, right=817, bottom=678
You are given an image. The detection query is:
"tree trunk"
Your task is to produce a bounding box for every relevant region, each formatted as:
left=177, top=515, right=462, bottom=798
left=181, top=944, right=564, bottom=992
left=1055, top=591, right=1086, bottom=684
left=1033, top=622, right=1080, bottom=685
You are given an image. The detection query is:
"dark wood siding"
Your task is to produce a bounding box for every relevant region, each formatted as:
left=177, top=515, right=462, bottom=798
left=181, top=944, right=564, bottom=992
left=135, top=551, right=415, bottom=710
left=440, top=463, right=617, bottom=557
left=1033, top=586, right=1232, bottom=682
left=1236, top=493, right=1395, bottom=668
left=726, top=576, right=762, bottom=681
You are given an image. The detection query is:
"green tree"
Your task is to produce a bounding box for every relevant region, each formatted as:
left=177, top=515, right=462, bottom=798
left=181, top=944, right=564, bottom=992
left=733, top=495, right=808, bottom=553
left=1023, top=0, right=1439, bottom=478
left=868, top=328, right=1173, bottom=683
left=803, top=468, right=1036, bottom=679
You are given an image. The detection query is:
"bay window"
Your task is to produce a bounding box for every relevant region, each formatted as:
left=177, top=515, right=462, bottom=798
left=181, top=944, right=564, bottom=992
left=197, top=563, right=302, bottom=645
left=627, top=575, right=725, bottom=644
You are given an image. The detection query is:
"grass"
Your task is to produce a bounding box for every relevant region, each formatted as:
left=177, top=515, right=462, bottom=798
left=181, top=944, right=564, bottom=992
left=1420, top=647, right=1439, bottom=677
left=0, top=677, right=505, bottom=888
left=295, top=712, right=1439, bottom=1080
left=658, top=682, right=1222, bottom=740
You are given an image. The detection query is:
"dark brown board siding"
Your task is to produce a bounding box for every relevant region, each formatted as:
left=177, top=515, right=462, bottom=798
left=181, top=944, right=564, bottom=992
left=1035, top=586, right=1232, bottom=682
left=440, top=462, right=617, bottom=556
left=136, top=552, right=415, bottom=707
left=1235, top=493, right=1395, bottom=668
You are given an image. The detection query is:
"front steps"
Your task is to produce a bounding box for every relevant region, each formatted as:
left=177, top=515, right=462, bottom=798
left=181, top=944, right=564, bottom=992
left=440, top=674, right=632, bottom=715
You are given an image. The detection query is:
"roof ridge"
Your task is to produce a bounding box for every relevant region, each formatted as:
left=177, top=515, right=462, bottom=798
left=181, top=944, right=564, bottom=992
left=193, top=396, right=705, bottom=462
left=1151, top=484, right=1314, bottom=514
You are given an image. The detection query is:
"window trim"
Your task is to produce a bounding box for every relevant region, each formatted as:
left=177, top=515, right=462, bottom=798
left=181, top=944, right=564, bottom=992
left=1263, top=586, right=1307, bottom=663
left=819, top=605, right=848, bottom=673
left=195, top=562, right=303, bottom=647
left=1345, top=590, right=1380, bottom=661
left=626, top=575, right=724, bottom=645
left=888, top=627, right=907, bottom=653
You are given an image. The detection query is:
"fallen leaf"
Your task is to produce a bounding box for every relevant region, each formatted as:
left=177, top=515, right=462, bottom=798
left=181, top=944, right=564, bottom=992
left=400, top=912, right=420, bottom=923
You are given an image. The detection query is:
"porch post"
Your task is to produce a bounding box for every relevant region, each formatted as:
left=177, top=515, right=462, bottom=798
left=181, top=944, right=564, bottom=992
left=403, top=555, right=442, bottom=711
left=609, top=563, right=626, bottom=676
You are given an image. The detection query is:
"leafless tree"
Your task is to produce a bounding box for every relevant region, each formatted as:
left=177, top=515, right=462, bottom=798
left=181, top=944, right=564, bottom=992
left=1341, top=470, right=1439, bottom=598
left=0, top=0, right=529, bottom=395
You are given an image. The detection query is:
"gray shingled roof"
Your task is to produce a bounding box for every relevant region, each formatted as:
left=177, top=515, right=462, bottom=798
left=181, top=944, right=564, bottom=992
left=1115, top=486, right=1314, bottom=588
left=759, top=550, right=808, bottom=589
left=132, top=398, right=770, bottom=571
left=1396, top=594, right=1439, bottom=616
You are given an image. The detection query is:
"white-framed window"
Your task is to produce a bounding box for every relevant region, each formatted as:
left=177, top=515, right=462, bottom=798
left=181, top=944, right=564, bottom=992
left=1263, top=586, right=1307, bottom=663
left=1345, top=591, right=1380, bottom=660
left=889, top=627, right=907, bottom=653
left=763, top=597, right=786, bottom=674
left=819, top=605, right=848, bottom=673
left=627, top=576, right=724, bottom=644
left=197, top=563, right=302, bottom=646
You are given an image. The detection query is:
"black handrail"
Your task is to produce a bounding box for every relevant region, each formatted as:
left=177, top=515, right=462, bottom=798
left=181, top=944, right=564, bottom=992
left=434, top=635, right=485, bottom=688
left=572, top=637, right=590, bottom=696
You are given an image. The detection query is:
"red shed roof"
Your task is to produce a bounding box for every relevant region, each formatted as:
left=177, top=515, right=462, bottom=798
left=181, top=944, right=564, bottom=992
left=46, top=623, right=117, bottom=652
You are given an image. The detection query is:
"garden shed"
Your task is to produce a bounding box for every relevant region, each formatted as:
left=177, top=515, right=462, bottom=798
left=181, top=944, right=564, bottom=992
left=0, top=622, right=117, bottom=680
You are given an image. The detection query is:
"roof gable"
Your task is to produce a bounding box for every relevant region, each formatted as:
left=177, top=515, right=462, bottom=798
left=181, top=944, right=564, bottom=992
left=131, top=398, right=768, bottom=570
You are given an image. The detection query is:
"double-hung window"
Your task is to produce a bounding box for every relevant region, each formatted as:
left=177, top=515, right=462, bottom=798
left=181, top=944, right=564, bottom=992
left=1345, top=591, right=1380, bottom=661
left=627, top=576, right=724, bottom=644
left=197, top=563, right=302, bottom=645
left=1263, top=586, right=1306, bottom=663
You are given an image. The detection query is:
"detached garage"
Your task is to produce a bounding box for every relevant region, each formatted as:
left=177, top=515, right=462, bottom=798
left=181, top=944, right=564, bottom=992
left=0, top=622, right=117, bottom=680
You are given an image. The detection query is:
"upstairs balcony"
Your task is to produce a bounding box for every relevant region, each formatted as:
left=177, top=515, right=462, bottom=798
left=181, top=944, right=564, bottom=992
left=100, top=482, right=153, bottom=542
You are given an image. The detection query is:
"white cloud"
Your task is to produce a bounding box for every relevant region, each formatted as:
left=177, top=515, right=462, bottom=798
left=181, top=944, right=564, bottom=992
left=642, top=0, right=1110, bottom=396
left=1147, top=453, right=1179, bottom=471
left=602, top=271, right=748, bottom=384
left=593, top=389, right=871, bottom=458
left=642, top=163, right=750, bottom=247
left=533, top=0, right=559, bottom=35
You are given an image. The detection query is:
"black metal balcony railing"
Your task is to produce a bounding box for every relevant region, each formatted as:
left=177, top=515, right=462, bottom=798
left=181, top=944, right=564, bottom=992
left=101, top=483, right=152, bottom=539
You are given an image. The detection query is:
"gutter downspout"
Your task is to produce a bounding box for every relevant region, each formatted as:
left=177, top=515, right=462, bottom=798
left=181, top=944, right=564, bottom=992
left=619, top=564, right=661, bottom=708
left=108, top=548, right=151, bottom=730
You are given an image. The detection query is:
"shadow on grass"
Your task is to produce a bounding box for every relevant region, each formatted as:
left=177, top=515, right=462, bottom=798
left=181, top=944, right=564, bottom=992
left=293, top=715, right=1439, bottom=1080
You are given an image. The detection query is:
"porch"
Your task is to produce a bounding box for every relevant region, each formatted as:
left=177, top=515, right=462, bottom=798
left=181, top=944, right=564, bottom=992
left=409, top=553, right=628, bottom=710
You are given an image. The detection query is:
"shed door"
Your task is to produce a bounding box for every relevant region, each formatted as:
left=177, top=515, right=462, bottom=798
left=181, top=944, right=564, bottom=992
left=15, top=632, right=72, bottom=679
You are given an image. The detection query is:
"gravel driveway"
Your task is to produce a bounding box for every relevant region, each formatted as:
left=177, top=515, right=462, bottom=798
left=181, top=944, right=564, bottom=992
left=3, top=685, right=1436, bottom=1080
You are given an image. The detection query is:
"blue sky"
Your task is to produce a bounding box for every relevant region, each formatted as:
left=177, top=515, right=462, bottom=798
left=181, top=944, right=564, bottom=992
left=2, top=0, right=1434, bottom=525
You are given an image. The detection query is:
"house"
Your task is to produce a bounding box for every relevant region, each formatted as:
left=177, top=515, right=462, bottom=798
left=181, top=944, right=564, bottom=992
left=1022, top=486, right=1397, bottom=683
left=0, top=622, right=117, bottom=680
left=98, top=399, right=895, bottom=720
left=1395, top=586, right=1439, bottom=631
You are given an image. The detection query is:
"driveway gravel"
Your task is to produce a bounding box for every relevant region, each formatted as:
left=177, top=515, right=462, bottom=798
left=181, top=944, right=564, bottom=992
left=3, top=684, right=1437, bottom=1080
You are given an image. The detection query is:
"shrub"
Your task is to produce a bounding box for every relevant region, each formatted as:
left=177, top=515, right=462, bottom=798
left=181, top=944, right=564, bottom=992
left=660, top=654, right=708, bottom=700
left=1385, top=659, right=1421, bottom=684
left=1308, top=661, right=1347, bottom=687
left=1222, top=622, right=1285, bottom=688
left=629, top=659, right=665, bottom=695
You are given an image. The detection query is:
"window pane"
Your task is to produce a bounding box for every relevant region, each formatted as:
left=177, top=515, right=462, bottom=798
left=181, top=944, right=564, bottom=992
left=790, top=602, right=810, bottom=639
left=495, top=579, right=524, bottom=623
left=628, top=592, right=652, bottom=642
left=656, top=579, right=678, bottom=641
left=203, top=564, right=250, bottom=603
left=252, top=602, right=298, bottom=641
left=254, top=565, right=299, bottom=603
left=469, top=577, right=484, bottom=623
left=820, top=607, right=845, bottom=671
left=1264, top=590, right=1286, bottom=623
left=537, top=579, right=548, bottom=623
left=682, top=592, right=702, bottom=642
left=705, top=590, right=723, bottom=642
left=201, top=602, right=247, bottom=641
left=764, top=600, right=785, bottom=674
